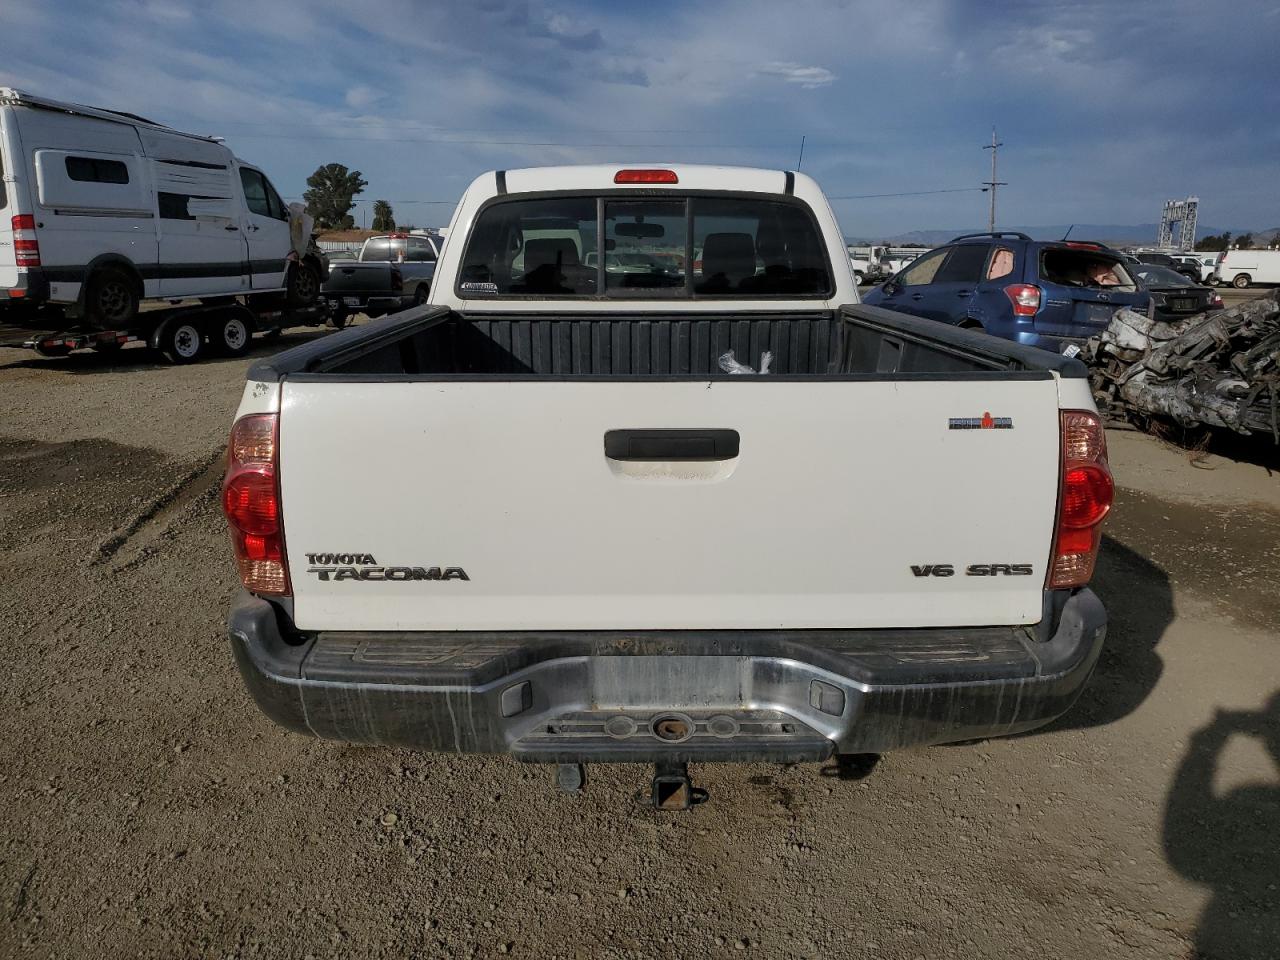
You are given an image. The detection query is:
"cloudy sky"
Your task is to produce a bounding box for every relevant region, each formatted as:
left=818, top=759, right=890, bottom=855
left=1, top=0, right=1277, bottom=237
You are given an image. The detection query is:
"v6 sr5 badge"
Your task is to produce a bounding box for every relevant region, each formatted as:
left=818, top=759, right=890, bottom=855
left=911, top=563, right=1033, bottom=577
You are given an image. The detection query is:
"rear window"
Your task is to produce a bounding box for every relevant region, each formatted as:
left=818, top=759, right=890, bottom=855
left=362, top=237, right=437, bottom=262
left=1039, top=249, right=1136, bottom=292
left=458, top=195, right=833, bottom=299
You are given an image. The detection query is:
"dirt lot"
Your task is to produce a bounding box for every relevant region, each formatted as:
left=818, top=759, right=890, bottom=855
left=1, top=324, right=1278, bottom=960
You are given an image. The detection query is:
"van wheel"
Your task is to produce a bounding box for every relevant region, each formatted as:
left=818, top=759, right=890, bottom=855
left=85, top=268, right=139, bottom=329
left=215, top=314, right=253, bottom=357
left=854, top=272, right=865, bottom=286
left=287, top=261, right=320, bottom=305
left=1232, top=273, right=1251, bottom=289
left=160, top=321, right=206, bottom=364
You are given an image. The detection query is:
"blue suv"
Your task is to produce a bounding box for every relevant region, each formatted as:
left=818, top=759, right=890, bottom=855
left=861, top=232, right=1150, bottom=353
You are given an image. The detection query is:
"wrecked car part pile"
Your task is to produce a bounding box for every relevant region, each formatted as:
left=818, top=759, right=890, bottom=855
left=1082, top=290, right=1280, bottom=440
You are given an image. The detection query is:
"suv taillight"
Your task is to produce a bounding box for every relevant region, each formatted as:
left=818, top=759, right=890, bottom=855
left=390, top=266, right=403, bottom=292
left=1004, top=283, right=1040, bottom=317
left=222, top=414, right=290, bottom=596
left=1049, top=411, right=1113, bottom=589
left=12, top=215, right=40, bottom=268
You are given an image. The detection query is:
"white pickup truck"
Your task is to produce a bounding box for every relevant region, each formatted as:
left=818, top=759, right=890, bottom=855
left=222, top=165, right=1112, bottom=808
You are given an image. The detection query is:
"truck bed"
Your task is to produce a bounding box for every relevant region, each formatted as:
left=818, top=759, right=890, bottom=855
left=248, top=303, right=1087, bottom=381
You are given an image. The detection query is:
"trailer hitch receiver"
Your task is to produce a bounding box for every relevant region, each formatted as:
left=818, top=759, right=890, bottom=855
left=651, top=762, right=707, bottom=811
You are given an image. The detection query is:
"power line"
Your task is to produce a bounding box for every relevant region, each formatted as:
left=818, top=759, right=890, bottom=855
left=827, top=187, right=987, bottom=200
left=232, top=131, right=791, bottom=148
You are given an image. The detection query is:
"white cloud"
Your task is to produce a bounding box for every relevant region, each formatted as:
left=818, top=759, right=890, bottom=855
left=343, top=85, right=381, bottom=110
left=754, top=62, right=837, bottom=89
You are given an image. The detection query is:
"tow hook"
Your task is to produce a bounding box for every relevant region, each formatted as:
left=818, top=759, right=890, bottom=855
left=651, top=761, right=708, bottom=811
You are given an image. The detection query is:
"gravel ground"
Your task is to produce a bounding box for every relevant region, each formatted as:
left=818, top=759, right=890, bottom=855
left=0, top=322, right=1277, bottom=960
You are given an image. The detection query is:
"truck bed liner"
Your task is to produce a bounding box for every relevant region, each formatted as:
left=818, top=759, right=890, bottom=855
left=248, top=304, right=1088, bottom=381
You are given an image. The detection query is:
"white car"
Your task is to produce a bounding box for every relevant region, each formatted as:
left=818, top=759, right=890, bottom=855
left=0, top=88, right=321, bottom=329
left=221, top=164, right=1111, bottom=807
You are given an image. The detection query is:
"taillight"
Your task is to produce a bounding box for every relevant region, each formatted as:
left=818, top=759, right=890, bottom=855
left=1049, top=411, right=1113, bottom=589
left=613, top=169, right=678, bottom=184
left=390, top=266, right=403, bottom=292
left=222, top=414, right=290, bottom=596
left=12, top=215, right=40, bottom=268
left=1004, top=283, right=1041, bottom=317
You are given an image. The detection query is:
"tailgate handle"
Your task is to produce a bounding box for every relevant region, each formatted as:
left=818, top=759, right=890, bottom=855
left=604, top=429, right=740, bottom=461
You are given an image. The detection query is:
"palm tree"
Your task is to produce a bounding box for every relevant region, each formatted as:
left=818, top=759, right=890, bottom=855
left=371, top=199, right=395, bottom=232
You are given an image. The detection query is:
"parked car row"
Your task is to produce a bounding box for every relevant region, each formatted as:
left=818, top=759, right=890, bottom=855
left=861, top=232, right=1225, bottom=353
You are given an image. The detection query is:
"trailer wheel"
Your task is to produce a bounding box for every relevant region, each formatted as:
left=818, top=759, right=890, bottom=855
left=160, top=321, right=206, bottom=364
left=328, top=305, right=349, bottom=329
left=287, top=261, right=320, bottom=306
left=85, top=268, right=139, bottom=329
left=1231, top=273, right=1252, bottom=289
left=215, top=314, right=253, bottom=357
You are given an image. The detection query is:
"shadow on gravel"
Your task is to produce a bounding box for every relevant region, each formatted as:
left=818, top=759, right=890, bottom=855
left=0, top=328, right=330, bottom=374
left=1163, top=695, right=1280, bottom=959
left=1036, top=534, right=1174, bottom=734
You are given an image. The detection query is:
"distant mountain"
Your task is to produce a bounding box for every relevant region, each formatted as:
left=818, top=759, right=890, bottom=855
left=847, top=223, right=1245, bottom=247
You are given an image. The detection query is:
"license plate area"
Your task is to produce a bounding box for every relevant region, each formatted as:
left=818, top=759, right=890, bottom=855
left=343, top=296, right=361, bottom=308
left=1170, top=297, right=1196, bottom=311
left=591, top=656, right=746, bottom=709
left=1073, top=302, right=1117, bottom=325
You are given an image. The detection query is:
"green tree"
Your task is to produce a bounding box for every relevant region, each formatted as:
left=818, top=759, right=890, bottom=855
left=1235, top=232, right=1254, bottom=250
left=1196, top=232, right=1232, bottom=252
left=371, top=199, right=395, bottom=232
left=303, top=163, right=368, bottom=230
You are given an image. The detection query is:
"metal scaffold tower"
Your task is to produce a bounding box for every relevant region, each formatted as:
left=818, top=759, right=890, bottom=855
left=1157, top=197, right=1199, bottom=251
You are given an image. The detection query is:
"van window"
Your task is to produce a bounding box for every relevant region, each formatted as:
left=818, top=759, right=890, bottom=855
left=239, top=168, right=272, bottom=219
left=65, top=156, right=130, bottom=185
left=264, top=178, right=289, bottom=221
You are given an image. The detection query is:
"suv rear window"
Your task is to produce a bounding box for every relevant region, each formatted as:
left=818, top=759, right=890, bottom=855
left=1039, top=249, right=1136, bottom=292
left=458, top=195, right=833, bottom=299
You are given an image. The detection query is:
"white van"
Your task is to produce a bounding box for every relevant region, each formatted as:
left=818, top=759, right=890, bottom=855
left=1214, top=249, right=1280, bottom=288
left=0, top=88, right=321, bottom=328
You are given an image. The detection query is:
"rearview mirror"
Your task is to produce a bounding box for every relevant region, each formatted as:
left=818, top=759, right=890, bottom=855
left=614, top=222, right=665, bottom=239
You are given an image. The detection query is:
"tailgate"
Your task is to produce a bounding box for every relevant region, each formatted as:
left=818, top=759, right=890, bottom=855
left=279, top=378, right=1063, bottom=632
left=1039, top=286, right=1145, bottom=336
left=322, top=262, right=392, bottom=295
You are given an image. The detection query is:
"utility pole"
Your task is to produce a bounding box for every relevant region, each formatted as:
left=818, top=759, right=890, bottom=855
left=983, top=127, right=1006, bottom=233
